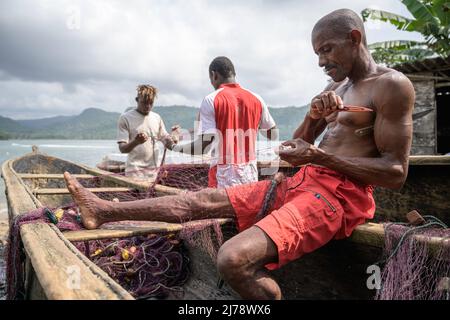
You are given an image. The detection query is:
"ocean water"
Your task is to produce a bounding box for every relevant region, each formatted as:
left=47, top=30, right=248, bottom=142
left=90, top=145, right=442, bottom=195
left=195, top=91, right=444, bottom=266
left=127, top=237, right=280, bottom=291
left=0, top=139, right=280, bottom=219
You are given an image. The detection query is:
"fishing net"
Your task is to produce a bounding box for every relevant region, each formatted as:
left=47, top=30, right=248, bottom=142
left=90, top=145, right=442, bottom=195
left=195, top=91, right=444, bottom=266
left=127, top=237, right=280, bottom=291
left=4, top=139, right=290, bottom=300
left=5, top=161, right=240, bottom=300
left=375, top=216, right=450, bottom=300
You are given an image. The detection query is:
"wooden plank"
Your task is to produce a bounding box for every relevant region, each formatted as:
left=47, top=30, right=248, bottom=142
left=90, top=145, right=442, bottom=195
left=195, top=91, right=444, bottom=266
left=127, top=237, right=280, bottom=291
left=408, top=155, right=450, bottom=165
left=2, top=160, right=39, bottom=220
left=349, top=223, right=385, bottom=248
left=33, top=187, right=134, bottom=195
left=349, top=222, right=450, bottom=256
left=63, top=218, right=232, bottom=242
left=258, top=156, right=450, bottom=169
left=18, top=173, right=96, bottom=179
left=21, top=223, right=133, bottom=300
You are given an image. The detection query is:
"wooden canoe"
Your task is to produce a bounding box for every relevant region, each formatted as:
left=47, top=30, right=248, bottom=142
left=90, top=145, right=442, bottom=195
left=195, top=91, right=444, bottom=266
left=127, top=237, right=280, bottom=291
left=2, top=151, right=449, bottom=299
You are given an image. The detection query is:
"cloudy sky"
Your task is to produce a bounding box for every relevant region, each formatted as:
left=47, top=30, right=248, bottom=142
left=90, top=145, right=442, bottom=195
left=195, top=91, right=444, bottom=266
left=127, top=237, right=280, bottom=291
left=0, top=0, right=423, bottom=119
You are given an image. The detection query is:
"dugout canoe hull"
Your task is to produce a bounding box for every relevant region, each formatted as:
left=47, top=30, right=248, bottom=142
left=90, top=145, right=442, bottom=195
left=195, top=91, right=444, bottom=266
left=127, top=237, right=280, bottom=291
left=1, top=151, right=237, bottom=300
left=2, top=151, right=449, bottom=299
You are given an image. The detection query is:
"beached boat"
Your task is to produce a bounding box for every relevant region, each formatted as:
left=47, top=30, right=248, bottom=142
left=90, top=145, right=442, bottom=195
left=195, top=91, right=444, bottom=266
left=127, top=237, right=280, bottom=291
left=2, top=150, right=449, bottom=299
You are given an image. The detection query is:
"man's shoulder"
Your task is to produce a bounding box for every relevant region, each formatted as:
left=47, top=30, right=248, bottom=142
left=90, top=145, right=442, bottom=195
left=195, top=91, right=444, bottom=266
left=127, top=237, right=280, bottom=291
left=373, top=67, right=411, bottom=87
left=372, top=68, right=415, bottom=113
left=204, top=88, right=224, bottom=100
left=148, top=111, right=162, bottom=121
left=237, top=86, right=267, bottom=106
left=120, top=108, right=138, bottom=119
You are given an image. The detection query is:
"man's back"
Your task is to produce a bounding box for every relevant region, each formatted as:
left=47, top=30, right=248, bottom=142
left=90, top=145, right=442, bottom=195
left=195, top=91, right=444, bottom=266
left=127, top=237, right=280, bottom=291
left=200, top=83, right=275, bottom=187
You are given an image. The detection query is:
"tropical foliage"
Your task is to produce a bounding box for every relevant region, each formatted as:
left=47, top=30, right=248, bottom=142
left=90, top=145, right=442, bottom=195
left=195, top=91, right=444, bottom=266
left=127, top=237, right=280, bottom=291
left=362, top=0, right=450, bottom=65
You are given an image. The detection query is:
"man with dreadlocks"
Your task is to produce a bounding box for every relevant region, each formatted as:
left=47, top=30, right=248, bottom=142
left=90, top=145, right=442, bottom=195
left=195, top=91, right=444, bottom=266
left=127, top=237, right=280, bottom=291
left=65, top=9, right=414, bottom=299
left=117, top=85, right=179, bottom=180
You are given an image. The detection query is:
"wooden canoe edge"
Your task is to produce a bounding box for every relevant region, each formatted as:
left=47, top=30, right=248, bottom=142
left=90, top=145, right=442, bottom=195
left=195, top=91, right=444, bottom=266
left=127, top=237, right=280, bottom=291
left=349, top=222, right=450, bottom=256
left=2, top=157, right=133, bottom=300
left=20, top=223, right=133, bottom=300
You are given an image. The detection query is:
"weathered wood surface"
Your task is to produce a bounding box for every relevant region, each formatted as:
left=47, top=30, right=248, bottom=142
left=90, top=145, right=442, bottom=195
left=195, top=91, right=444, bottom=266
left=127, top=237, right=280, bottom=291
left=1, top=155, right=136, bottom=300
left=258, top=155, right=450, bottom=168
left=64, top=218, right=231, bottom=242
left=373, top=164, right=450, bottom=225
left=33, top=187, right=134, bottom=195
left=19, top=173, right=95, bottom=179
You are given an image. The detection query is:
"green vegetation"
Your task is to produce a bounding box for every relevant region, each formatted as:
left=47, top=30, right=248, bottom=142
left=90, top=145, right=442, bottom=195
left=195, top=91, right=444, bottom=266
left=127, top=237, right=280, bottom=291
left=0, top=131, right=9, bottom=140
left=362, top=0, right=450, bottom=65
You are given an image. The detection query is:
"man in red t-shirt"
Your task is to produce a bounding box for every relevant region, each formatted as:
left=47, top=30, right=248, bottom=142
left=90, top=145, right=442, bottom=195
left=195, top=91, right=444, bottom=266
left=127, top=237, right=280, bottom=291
left=171, top=56, right=277, bottom=188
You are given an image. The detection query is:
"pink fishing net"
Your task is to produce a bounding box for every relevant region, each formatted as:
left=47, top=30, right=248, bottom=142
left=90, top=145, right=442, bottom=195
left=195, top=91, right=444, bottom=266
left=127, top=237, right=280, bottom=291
left=5, top=163, right=231, bottom=300
left=375, top=218, right=450, bottom=300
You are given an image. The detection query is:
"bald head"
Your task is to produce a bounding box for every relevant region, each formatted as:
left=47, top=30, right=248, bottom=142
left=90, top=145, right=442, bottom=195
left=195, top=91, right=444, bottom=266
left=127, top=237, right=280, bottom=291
left=312, top=9, right=367, bottom=47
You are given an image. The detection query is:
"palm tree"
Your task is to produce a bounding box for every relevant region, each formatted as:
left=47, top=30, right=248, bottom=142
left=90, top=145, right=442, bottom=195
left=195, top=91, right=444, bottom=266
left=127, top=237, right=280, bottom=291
left=361, top=0, right=449, bottom=65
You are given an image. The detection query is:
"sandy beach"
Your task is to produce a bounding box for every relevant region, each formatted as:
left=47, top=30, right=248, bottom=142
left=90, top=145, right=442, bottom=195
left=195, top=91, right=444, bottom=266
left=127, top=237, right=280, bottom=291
left=0, top=219, right=8, bottom=300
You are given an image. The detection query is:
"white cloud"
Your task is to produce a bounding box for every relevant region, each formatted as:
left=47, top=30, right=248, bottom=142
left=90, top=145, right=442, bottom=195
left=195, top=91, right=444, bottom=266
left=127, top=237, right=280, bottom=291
left=0, top=0, right=424, bottom=119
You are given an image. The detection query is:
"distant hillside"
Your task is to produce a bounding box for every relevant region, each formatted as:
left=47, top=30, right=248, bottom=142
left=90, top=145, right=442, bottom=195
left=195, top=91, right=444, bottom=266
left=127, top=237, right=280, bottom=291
left=1, top=105, right=309, bottom=140
left=0, top=115, right=31, bottom=136
left=17, top=115, right=73, bottom=129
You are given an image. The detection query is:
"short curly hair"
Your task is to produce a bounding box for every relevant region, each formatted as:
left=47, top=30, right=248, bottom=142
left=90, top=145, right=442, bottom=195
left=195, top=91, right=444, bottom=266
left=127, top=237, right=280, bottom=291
left=136, top=85, right=158, bottom=104
left=209, top=56, right=236, bottom=78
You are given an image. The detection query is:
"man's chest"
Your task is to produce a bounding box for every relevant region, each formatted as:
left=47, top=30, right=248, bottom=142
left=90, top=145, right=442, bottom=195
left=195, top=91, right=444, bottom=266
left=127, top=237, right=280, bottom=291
left=330, top=81, right=376, bottom=128
left=129, top=117, right=159, bottom=137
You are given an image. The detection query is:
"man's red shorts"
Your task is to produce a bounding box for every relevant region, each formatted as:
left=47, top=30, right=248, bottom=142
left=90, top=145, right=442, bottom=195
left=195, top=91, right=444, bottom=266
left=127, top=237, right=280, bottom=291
left=225, top=165, right=376, bottom=270
left=208, top=165, right=218, bottom=188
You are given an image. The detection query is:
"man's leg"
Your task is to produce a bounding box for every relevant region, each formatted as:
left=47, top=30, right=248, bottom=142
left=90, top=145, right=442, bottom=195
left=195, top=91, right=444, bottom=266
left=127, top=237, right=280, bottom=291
left=63, top=172, right=235, bottom=229
left=217, top=226, right=281, bottom=300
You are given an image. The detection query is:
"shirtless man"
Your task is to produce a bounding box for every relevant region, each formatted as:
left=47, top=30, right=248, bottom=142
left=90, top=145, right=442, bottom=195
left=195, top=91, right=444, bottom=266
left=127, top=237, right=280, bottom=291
left=63, top=9, right=414, bottom=299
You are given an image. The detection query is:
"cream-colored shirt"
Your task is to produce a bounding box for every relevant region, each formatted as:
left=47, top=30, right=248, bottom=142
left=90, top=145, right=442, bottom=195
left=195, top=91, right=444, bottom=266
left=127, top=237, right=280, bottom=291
left=117, top=109, right=169, bottom=180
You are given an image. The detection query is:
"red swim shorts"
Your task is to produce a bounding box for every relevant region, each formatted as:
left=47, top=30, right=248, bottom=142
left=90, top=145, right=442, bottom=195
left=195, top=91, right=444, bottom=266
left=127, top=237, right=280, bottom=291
left=208, top=165, right=218, bottom=188
left=225, top=165, right=376, bottom=270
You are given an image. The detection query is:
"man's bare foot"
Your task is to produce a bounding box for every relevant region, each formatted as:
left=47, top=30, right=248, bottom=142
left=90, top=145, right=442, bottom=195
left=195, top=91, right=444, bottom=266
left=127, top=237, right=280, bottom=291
left=63, top=172, right=107, bottom=230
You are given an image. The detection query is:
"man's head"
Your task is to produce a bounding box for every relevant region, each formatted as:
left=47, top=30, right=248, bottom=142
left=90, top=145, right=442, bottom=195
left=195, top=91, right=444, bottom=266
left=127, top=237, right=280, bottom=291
left=312, top=9, right=368, bottom=82
left=136, top=85, right=158, bottom=115
left=209, top=56, right=236, bottom=89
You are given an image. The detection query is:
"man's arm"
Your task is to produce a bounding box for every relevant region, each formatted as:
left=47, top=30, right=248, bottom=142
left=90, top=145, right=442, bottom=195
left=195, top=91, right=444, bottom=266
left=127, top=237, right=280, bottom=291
left=118, top=133, right=148, bottom=153
left=292, top=113, right=327, bottom=143
left=292, top=83, right=339, bottom=143
left=280, top=73, right=414, bottom=190
left=260, top=125, right=279, bottom=140
left=258, top=97, right=278, bottom=141
left=171, top=134, right=214, bottom=155
left=116, top=115, right=148, bottom=154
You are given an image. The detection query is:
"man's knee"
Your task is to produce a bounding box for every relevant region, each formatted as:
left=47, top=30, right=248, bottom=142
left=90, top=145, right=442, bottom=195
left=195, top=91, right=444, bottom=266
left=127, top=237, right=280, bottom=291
left=216, top=241, right=249, bottom=280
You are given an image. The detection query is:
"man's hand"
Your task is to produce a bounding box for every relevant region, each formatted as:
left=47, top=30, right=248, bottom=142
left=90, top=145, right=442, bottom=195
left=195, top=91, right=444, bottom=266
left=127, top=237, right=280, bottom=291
left=162, top=135, right=176, bottom=150
left=134, top=132, right=149, bottom=144
left=170, top=124, right=181, bottom=144
left=309, top=91, right=344, bottom=119
left=276, top=138, right=321, bottom=166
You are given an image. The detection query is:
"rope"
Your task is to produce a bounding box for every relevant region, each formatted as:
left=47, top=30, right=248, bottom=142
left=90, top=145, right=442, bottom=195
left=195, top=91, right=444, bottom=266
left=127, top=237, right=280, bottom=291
left=254, top=179, right=278, bottom=223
